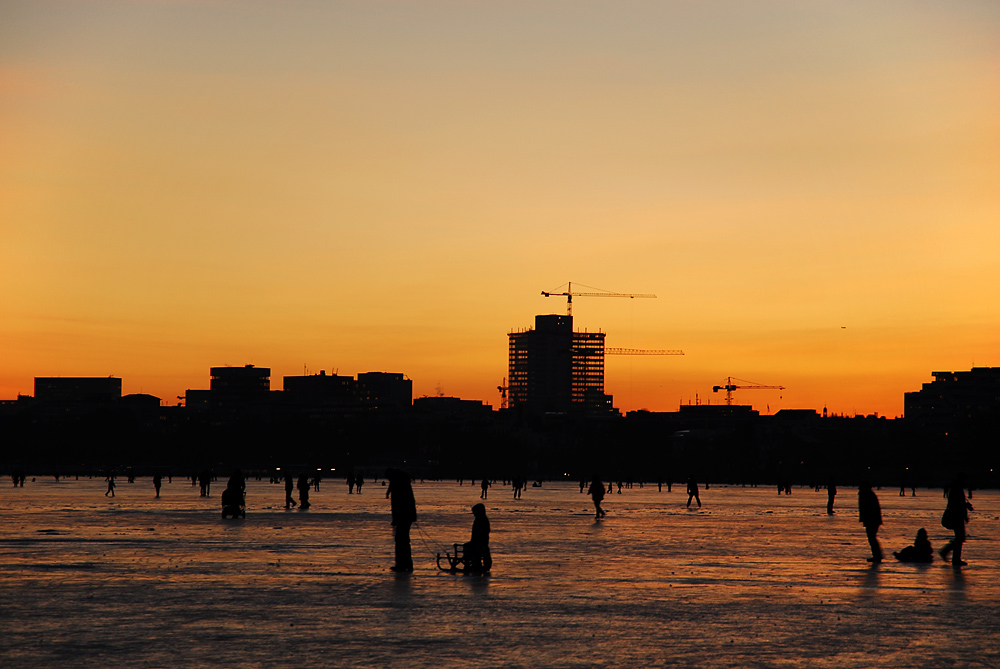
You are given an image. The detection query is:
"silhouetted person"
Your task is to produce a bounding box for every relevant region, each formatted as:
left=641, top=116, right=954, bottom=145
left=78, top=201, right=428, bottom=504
left=199, top=469, right=212, bottom=497
left=347, top=472, right=356, bottom=494
left=356, top=474, right=364, bottom=494
left=480, top=478, right=490, bottom=499
left=464, top=503, right=492, bottom=573
left=579, top=480, right=586, bottom=493
left=686, top=476, right=701, bottom=508
left=513, top=478, right=523, bottom=499
left=588, top=475, right=606, bottom=519
left=297, top=474, right=311, bottom=509
left=940, top=473, right=973, bottom=569
left=894, top=528, right=932, bottom=563
left=284, top=473, right=296, bottom=509
left=386, top=468, right=417, bottom=572
left=153, top=474, right=162, bottom=498
left=313, top=473, right=321, bottom=492
left=222, top=471, right=246, bottom=519
left=228, top=469, right=246, bottom=497
left=827, top=479, right=836, bottom=515
left=858, top=480, right=883, bottom=563
left=105, top=474, right=116, bottom=497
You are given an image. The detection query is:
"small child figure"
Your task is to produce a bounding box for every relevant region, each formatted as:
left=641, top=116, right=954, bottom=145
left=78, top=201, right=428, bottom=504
left=893, top=528, right=933, bottom=563
left=463, top=503, right=492, bottom=573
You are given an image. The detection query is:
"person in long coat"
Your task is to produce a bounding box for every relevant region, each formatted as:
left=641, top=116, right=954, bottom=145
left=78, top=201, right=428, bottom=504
left=297, top=473, right=311, bottom=509
left=386, top=468, right=417, bottom=572
left=858, top=480, right=883, bottom=562
left=940, top=473, right=974, bottom=569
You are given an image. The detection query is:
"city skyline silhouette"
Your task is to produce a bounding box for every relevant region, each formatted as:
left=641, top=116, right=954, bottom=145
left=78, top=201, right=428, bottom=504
left=2, top=3, right=998, bottom=418
left=3, top=6, right=998, bottom=668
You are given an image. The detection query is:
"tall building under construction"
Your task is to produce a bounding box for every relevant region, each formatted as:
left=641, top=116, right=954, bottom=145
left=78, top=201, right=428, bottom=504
left=508, top=314, right=614, bottom=415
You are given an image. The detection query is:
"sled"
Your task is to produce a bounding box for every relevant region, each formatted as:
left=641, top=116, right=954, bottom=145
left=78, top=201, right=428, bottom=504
left=436, top=542, right=491, bottom=573
left=437, top=543, right=466, bottom=572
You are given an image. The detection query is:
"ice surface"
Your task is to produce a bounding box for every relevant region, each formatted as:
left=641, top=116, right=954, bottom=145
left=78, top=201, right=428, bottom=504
left=2, top=479, right=998, bottom=668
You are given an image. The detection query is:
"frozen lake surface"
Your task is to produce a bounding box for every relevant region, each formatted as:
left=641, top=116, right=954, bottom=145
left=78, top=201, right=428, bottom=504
left=2, top=478, right=998, bottom=668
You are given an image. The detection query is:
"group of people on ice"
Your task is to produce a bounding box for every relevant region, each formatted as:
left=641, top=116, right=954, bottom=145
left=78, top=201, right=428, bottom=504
left=859, top=473, right=974, bottom=569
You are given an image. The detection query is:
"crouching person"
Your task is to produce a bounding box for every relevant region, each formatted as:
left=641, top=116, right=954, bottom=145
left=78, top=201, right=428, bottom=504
left=464, top=503, right=492, bottom=573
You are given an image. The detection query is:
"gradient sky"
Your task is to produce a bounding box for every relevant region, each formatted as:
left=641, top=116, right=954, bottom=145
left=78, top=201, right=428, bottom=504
left=2, top=1, right=998, bottom=416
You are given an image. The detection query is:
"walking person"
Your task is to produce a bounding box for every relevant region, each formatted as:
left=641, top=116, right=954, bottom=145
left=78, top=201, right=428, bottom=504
left=940, top=473, right=974, bottom=569
left=588, top=475, right=606, bottom=519
left=480, top=477, right=490, bottom=499
left=826, top=478, right=836, bottom=515
left=153, top=474, right=162, bottom=498
left=858, top=480, right=883, bottom=563
left=686, top=475, right=701, bottom=508
left=297, top=473, right=311, bottom=509
left=199, top=469, right=212, bottom=497
left=386, top=468, right=417, bottom=572
left=284, top=473, right=297, bottom=509
left=105, top=473, right=116, bottom=498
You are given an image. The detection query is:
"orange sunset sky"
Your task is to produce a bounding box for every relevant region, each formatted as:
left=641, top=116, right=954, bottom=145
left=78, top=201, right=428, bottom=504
left=2, top=1, right=998, bottom=417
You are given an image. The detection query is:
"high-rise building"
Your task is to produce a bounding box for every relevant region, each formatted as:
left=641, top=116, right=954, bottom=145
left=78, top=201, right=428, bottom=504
left=905, top=368, right=1000, bottom=423
left=508, top=314, right=614, bottom=414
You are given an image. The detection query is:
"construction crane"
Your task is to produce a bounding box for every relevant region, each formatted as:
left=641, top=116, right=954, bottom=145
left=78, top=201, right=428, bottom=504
left=541, top=281, right=656, bottom=316
left=606, top=348, right=684, bottom=356
left=497, top=377, right=508, bottom=410
left=712, top=376, right=785, bottom=406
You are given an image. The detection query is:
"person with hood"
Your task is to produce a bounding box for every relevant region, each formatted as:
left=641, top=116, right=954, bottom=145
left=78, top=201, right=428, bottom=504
left=464, top=503, right=492, bottom=573
left=894, top=528, right=933, bottom=563
left=858, top=480, right=883, bottom=563
left=386, top=468, right=417, bottom=572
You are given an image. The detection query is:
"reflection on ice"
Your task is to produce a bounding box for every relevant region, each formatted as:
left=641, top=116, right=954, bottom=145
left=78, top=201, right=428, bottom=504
left=1, top=480, right=999, bottom=668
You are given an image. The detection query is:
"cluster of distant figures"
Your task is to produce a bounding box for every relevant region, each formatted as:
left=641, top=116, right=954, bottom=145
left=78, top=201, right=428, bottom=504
left=585, top=475, right=703, bottom=519
left=15, top=468, right=980, bottom=573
